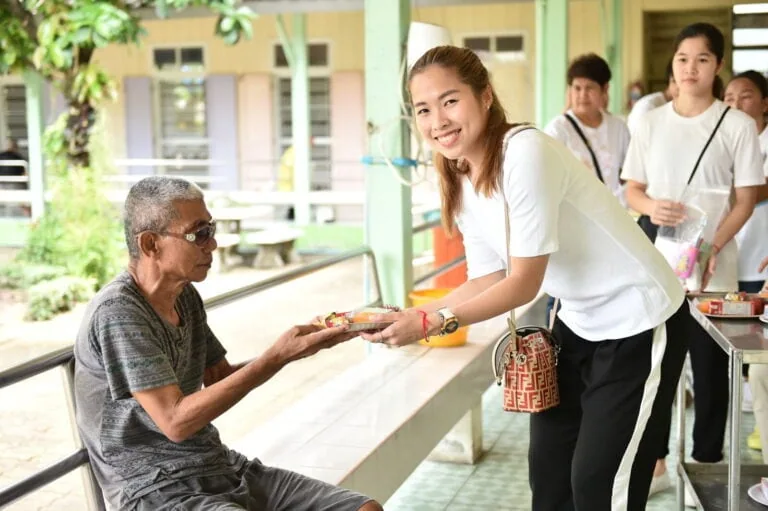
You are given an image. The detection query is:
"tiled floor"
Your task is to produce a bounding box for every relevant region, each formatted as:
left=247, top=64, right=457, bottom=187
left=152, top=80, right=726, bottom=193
left=385, top=385, right=764, bottom=511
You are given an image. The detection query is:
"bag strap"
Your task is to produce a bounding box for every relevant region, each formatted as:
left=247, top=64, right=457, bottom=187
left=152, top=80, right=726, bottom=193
left=564, top=113, right=604, bottom=183
left=685, top=105, right=730, bottom=186
left=502, top=125, right=536, bottom=345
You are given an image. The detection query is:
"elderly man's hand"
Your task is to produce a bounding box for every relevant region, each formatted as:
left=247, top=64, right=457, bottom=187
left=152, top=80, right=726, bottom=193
left=271, top=324, right=357, bottom=365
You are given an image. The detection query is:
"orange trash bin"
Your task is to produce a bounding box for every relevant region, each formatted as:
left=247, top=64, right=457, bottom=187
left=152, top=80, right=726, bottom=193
left=432, top=226, right=467, bottom=288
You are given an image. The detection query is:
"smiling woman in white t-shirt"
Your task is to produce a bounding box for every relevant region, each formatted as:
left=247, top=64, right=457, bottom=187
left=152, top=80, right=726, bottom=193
left=622, top=23, right=764, bottom=501
left=361, top=45, right=689, bottom=511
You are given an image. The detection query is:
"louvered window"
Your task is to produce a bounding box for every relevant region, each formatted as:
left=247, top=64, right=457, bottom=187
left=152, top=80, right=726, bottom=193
left=276, top=75, right=332, bottom=190
left=732, top=4, right=768, bottom=74
left=1, top=84, right=28, bottom=158
left=155, top=79, right=209, bottom=180
left=152, top=46, right=208, bottom=181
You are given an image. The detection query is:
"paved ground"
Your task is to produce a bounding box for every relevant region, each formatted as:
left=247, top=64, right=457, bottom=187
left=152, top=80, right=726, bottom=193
left=0, top=254, right=386, bottom=510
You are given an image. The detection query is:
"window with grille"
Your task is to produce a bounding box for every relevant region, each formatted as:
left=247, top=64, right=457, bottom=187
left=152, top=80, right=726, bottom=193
left=732, top=4, right=768, bottom=74
left=152, top=46, right=208, bottom=181
left=274, top=43, right=329, bottom=68
left=462, top=34, right=526, bottom=63
left=276, top=69, right=332, bottom=190
left=1, top=84, right=28, bottom=159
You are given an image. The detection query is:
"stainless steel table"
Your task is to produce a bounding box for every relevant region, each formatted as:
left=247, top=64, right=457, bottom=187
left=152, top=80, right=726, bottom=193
left=677, top=302, right=768, bottom=510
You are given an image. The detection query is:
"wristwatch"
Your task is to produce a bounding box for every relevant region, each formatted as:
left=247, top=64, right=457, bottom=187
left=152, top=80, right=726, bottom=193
left=436, top=307, right=460, bottom=335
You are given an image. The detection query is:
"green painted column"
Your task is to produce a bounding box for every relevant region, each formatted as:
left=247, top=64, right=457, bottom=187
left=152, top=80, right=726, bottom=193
left=535, top=0, right=568, bottom=128
left=276, top=14, right=311, bottom=225
left=364, top=0, right=413, bottom=308
left=23, top=71, right=45, bottom=220
left=607, top=0, right=624, bottom=116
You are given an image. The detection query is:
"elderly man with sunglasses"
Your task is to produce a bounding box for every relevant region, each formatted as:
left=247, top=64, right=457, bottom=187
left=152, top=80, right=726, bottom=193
left=73, top=177, right=382, bottom=511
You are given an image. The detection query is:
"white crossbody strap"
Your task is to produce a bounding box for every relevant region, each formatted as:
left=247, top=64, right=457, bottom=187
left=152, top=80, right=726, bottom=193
left=501, top=125, right=535, bottom=333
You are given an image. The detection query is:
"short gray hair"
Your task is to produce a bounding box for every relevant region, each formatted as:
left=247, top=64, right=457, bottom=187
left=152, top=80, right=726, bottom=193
left=124, top=176, right=204, bottom=260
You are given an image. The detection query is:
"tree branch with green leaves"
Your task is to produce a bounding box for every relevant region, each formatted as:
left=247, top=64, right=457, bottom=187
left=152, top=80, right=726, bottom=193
left=0, top=0, right=256, bottom=297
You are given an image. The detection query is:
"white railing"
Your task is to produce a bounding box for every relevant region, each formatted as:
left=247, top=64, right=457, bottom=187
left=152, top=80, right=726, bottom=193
left=0, top=158, right=440, bottom=222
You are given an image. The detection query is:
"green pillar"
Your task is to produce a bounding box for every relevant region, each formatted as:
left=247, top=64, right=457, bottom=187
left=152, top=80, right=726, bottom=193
left=535, top=0, right=568, bottom=128
left=364, top=0, right=412, bottom=308
left=23, top=71, right=45, bottom=220
left=276, top=14, right=311, bottom=225
left=606, top=0, right=624, bottom=115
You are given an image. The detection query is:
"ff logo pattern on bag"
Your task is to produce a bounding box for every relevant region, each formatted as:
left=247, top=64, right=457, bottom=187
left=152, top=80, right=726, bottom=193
left=493, top=326, right=560, bottom=413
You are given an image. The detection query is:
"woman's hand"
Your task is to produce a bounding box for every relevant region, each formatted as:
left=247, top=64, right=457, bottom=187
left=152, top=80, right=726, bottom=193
left=359, top=309, right=441, bottom=347
left=700, top=252, right=718, bottom=292
left=650, top=200, right=686, bottom=227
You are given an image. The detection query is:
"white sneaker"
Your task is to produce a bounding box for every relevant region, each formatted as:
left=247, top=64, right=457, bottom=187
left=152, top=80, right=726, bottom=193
left=743, top=380, right=754, bottom=412
left=648, top=470, right=672, bottom=497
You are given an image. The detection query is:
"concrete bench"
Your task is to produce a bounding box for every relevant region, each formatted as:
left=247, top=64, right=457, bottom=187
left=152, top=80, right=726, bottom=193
left=232, top=293, right=546, bottom=502
left=212, top=233, right=240, bottom=272
left=240, top=228, right=303, bottom=269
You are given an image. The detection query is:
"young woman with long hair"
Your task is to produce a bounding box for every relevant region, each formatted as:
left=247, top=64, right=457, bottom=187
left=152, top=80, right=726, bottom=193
left=363, top=45, right=689, bottom=511
left=622, top=24, right=764, bottom=503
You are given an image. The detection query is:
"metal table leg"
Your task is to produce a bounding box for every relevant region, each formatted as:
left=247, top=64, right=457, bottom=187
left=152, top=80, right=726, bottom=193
left=677, top=372, right=686, bottom=511
left=728, top=350, right=743, bottom=511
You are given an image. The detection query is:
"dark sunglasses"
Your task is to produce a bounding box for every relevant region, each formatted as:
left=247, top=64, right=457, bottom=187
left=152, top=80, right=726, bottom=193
left=160, top=221, right=217, bottom=246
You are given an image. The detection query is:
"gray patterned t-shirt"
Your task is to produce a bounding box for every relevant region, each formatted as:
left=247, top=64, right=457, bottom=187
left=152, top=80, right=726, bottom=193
left=74, top=272, right=247, bottom=509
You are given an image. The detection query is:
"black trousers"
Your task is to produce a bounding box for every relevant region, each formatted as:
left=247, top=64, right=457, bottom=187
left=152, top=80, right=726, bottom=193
left=655, top=310, right=729, bottom=462
left=528, top=303, right=688, bottom=511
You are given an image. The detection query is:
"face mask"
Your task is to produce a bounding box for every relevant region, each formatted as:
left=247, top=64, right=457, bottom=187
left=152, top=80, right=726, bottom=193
left=630, top=90, right=642, bottom=102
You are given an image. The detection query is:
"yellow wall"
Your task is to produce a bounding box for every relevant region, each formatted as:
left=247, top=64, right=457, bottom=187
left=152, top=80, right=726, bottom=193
left=90, top=0, right=768, bottom=159
left=92, top=11, right=366, bottom=158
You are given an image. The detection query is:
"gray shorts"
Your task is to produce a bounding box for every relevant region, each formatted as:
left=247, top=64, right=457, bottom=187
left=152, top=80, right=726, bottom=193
left=132, top=459, right=373, bottom=511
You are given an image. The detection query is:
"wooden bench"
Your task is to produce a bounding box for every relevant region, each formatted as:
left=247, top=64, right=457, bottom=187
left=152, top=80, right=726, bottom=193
left=240, top=228, right=303, bottom=269
left=232, top=293, right=546, bottom=503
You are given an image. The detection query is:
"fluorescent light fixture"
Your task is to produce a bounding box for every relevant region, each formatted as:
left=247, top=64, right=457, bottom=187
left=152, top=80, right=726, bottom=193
left=733, top=3, right=768, bottom=14
left=406, top=22, right=452, bottom=70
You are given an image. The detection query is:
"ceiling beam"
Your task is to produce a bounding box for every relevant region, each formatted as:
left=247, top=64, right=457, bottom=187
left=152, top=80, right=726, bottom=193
left=136, top=0, right=527, bottom=20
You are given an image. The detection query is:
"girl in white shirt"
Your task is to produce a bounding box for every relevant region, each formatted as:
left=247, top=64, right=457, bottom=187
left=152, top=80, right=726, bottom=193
left=364, top=45, right=688, bottom=511
left=724, top=70, right=768, bottom=459
left=622, top=23, right=764, bottom=500
left=726, top=71, right=768, bottom=293
left=544, top=53, right=630, bottom=207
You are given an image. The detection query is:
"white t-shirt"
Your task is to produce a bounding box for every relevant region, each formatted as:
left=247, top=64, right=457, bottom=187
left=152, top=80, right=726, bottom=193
left=627, top=92, right=667, bottom=135
left=544, top=110, right=630, bottom=207
left=735, top=126, right=768, bottom=282
left=621, top=100, right=765, bottom=292
left=455, top=128, right=684, bottom=342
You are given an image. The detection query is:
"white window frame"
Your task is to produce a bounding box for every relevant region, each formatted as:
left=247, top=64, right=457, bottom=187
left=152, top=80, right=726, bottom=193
left=460, top=31, right=528, bottom=64
left=272, top=40, right=333, bottom=190
left=149, top=44, right=209, bottom=178
left=732, top=4, right=768, bottom=74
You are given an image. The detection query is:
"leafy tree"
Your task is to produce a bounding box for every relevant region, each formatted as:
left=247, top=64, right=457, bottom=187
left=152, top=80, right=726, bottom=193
left=0, top=0, right=254, bottom=289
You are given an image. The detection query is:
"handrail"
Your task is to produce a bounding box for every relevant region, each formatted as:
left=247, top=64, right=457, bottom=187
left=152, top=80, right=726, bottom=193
left=414, top=255, right=466, bottom=286
left=0, top=450, right=91, bottom=507
left=412, top=217, right=440, bottom=235
left=0, top=346, right=74, bottom=390
left=205, top=246, right=382, bottom=310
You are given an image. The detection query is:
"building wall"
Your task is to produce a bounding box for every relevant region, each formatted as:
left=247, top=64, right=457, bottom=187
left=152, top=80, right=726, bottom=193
left=86, top=0, right=764, bottom=189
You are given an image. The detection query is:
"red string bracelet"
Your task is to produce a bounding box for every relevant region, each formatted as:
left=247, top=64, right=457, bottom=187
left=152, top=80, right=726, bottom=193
left=417, top=309, right=430, bottom=343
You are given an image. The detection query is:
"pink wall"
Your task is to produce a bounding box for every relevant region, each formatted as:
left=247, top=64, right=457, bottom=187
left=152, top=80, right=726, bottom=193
left=238, top=74, right=274, bottom=191
left=330, top=71, right=366, bottom=221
